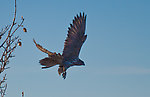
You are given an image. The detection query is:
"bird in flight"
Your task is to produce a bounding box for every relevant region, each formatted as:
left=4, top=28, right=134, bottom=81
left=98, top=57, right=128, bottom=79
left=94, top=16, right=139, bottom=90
left=34, top=12, right=87, bottom=79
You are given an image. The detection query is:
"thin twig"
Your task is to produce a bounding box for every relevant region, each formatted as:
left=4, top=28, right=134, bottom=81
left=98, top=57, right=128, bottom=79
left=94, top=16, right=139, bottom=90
left=0, top=0, right=25, bottom=96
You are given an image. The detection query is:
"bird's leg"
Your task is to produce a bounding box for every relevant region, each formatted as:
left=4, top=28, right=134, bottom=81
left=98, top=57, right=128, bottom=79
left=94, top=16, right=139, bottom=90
left=63, top=66, right=65, bottom=72
left=58, top=66, right=63, bottom=75
left=58, top=66, right=67, bottom=79
left=62, top=72, right=67, bottom=79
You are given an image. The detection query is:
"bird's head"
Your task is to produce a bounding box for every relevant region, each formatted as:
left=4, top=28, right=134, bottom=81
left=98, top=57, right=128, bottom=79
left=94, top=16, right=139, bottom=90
left=79, top=59, right=85, bottom=65
left=73, top=59, right=85, bottom=66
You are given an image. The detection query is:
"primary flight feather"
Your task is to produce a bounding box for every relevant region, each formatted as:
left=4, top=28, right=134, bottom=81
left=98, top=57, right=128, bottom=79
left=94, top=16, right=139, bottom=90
left=34, top=12, right=87, bottom=79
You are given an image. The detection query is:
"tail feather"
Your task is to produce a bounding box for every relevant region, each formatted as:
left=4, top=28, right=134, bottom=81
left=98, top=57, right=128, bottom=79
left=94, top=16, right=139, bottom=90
left=39, top=57, right=58, bottom=68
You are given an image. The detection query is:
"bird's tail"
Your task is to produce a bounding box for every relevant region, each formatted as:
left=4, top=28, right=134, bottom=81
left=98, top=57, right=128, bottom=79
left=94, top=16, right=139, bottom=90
left=40, top=53, right=63, bottom=69
left=40, top=57, right=57, bottom=69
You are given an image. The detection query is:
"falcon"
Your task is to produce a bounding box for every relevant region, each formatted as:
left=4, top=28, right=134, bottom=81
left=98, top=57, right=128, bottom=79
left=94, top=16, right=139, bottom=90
left=34, top=12, right=87, bottom=79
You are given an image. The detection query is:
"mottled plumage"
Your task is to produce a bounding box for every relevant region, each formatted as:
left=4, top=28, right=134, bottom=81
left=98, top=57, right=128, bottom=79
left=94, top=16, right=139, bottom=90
left=34, top=12, right=87, bottom=79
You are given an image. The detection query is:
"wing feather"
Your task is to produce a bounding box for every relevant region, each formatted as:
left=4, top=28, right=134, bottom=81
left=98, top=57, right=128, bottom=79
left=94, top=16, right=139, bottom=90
left=33, top=39, right=54, bottom=55
left=62, top=12, right=87, bottom=60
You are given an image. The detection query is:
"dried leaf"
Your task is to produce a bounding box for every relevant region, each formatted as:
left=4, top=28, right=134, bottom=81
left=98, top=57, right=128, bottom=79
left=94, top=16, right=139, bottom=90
left=18, top=41, right=22, bottom=47
left=23, top=28, right=27, bottom=32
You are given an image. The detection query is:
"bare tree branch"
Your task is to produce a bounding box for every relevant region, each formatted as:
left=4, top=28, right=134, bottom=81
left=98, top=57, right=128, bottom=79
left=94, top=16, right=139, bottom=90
left=0, top=0, right=26, bottom=96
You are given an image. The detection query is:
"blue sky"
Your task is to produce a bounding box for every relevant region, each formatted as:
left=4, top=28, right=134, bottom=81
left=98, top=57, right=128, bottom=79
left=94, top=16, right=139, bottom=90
left=0, top=0, right=150, bottom=97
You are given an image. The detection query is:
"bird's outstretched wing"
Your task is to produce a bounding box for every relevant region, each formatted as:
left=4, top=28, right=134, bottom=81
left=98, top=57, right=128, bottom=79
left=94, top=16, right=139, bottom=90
left=33, top=39, right=54, bottom=55
left=62, top=12, right=87, bottom=60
